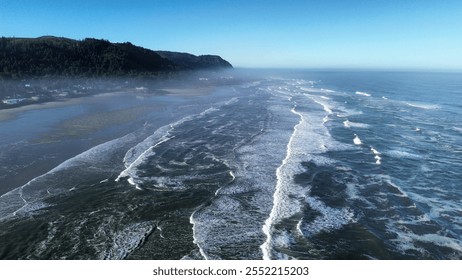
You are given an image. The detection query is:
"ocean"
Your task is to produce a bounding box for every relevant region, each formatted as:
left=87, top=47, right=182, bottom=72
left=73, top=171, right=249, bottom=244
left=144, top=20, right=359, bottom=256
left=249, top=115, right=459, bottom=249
left=0, top=70, right=461, bottom=260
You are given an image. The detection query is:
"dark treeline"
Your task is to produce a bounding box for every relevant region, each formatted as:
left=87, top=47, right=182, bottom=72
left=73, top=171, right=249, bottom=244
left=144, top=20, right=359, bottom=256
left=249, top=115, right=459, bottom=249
left=0, top=36, right=232, bottom=79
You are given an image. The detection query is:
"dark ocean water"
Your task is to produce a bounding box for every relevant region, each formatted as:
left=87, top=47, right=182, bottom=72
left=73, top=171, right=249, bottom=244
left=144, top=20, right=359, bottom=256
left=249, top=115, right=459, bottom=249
left=0, top=70, right=461, bottom=259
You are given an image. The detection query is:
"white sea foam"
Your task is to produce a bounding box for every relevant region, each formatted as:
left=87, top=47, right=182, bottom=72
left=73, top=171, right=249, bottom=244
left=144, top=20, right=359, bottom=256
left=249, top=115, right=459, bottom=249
left=452, top=126, right=462, bottom=133
left=190, top=210, right=209, bottom=260
left=344, top=120, right=370, bottom=128
left=99, top=222, right=154, bottom=260
left=335, top=105, right=363, bottom=117
left=298, top=197, right=355, bottom=237
left=345, top=182, right=361, bottom=200
left=380, top=175, right=410, bottom=198
left=222, top=96, right=240, bottom=106
left=26, top=210, right=155, bottom=259
left=298, top=86, right=332, bottom=94
left=0, top=133, right=138, bottom=220
left=115, top=135, right=173, bottom=188
left=370, top=147, right=382, bottom=164
left=120, top=97, right=234, bottom=168
left=185, top=92, right=296, bottom=260
left=404, top=102, right=440, bottom=110
left=155, top=221, right=166, bottom=239
left=386, top=149, right=422, bottom=159
left=228, top=171, right=235, bottom=182
left=260, top=93, right=350, bottom=259
left=261, top=106, right=307, bottom=260
left=115, top=98, right=238, bottom=189
left=390, top=227, right=462, bottom=256
left=311, top=98, right=333, bottom=114
left=402, top=189, right=460, bottom=223
left=352, top=122, right=370, bottom=128
left=33, top=220, right=60, bottom=256
left=121, top=126, right=174, bottom=167
left=355, top=91, right=371, bottom=97
left=353, top=134, right=362, bottom=145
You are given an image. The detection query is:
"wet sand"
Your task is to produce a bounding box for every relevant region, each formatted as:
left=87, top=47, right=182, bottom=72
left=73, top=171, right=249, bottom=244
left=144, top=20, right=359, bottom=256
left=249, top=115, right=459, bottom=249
left=0, top=98, right=85, bottom=122
left=0, top=86, right=216, bottom=196
left=0, top=85, right=214, bottom=122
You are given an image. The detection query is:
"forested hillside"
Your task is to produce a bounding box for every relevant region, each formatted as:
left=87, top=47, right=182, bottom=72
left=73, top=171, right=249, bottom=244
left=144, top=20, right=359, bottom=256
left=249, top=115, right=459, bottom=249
left=0, top=37, right=232, bottom=78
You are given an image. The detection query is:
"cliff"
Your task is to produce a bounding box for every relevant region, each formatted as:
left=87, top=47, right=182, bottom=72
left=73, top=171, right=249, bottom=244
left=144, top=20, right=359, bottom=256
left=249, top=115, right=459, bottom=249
left=155, top=51, right=233, bottom=70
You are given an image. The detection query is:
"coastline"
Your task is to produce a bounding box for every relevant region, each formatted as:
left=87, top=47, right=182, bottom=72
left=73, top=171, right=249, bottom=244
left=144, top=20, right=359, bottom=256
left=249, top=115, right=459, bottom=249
left=0, top=85, right=217, bottom=196
left=0, top=90, right=131, bottom=122
left=0, top=84, right=216, bottom=122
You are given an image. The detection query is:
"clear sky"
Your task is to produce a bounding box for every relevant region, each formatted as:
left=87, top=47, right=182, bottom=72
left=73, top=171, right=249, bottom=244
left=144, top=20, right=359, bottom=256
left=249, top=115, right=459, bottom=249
left=1, top=0, right=462, bottom=69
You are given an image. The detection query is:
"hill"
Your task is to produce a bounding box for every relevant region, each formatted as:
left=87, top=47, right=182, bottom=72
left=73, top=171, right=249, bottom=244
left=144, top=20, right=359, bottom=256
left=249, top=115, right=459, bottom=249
left=156, top=51, right=233, bottom=70
left=0, top=36, right=232, bottom=78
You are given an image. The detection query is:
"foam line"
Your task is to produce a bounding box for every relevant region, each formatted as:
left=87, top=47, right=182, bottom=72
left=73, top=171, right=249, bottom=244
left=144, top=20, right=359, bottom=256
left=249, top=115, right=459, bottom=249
left=371, top=147, right=382, bottom=164
left=404, top=102, right=440, bottom=110
left=261, top=106, right=303, bottom=260
left=115, top=135, right=174, bottom=188
left=311, top=98, right=333, bottom=114
left=115, top=98, right=238, bottom=188
left=343, top=120, right=350, bottom=128
left=355, top=91, right=371, bottom=97
left=190, top=211, right=209, bottom=260
left=0, top=133, right=137, bottom=220
left=299, top=197, right=355, bottom=237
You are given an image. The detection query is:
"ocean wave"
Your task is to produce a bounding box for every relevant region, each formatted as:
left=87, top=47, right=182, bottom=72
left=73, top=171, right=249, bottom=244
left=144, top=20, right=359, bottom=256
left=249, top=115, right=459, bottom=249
left=0, top=133, right=138, bottom=220
left=115, top=134, right=174, bottom=188
left=115, top=98, right=239, bottom=189
left=404, top=102, right=440, bottom=110
left=386, top=149, right=423, bottom=159
left=190, top=92, right=295, bottom=260
left=336, top=106, right=363, bottom=117
left=452, top=126, right=462, bottom=133
left=99, top=222, right=155, bottom=260
left=297, top=197, right=355, bottom=237
left=355, top=91, right=371, bottom=97
left=389, top=228, right=462, bottom=258
left=343, top=120, right=370, bottom=128
left=370, top=147, right=382, bottom=165
left=353, top=134, right=362, bottom=145
left=309, top=96, right=333, bottom=114
left=261, top=106, right=308, bottom=260
left=261, top=91, right=350, bottom=259
left=298, top=86, right=335, bottom=94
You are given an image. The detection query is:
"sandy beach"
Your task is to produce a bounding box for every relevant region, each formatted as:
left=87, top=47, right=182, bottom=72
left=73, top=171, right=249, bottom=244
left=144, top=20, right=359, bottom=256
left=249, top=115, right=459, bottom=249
left=0, top=85, right=218, bottom=196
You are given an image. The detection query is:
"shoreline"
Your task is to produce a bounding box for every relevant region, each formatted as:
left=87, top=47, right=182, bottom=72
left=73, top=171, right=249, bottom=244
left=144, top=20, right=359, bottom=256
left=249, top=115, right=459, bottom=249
left=0, top=84, right=218, bottom=196
left=0, top=90, right=129, bottom=122
left=0, top=85, right=215, bottom=122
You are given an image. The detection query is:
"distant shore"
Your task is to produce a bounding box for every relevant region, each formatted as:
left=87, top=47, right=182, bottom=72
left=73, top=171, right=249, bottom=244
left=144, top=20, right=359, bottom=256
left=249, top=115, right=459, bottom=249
left=0, top=87, right=214, bottom=120
left=0, top=68, right=237, bottom=121
left=0, top=90, right=121, bottom=122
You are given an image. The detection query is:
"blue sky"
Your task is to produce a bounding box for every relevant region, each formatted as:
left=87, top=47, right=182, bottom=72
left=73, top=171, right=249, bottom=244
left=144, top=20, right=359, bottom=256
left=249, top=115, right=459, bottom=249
left=1, top=0, right=461, bottom=69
